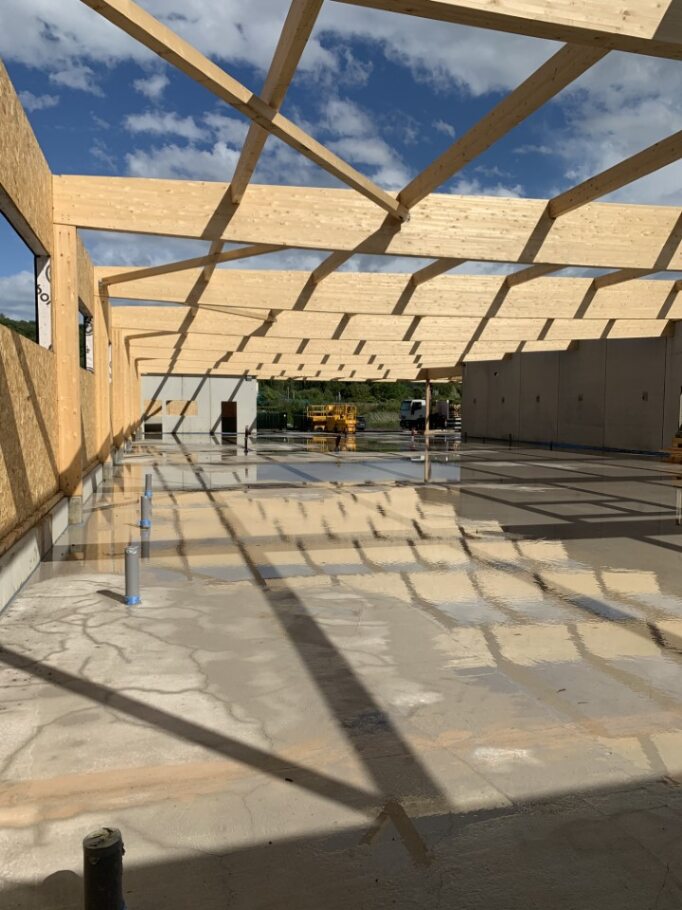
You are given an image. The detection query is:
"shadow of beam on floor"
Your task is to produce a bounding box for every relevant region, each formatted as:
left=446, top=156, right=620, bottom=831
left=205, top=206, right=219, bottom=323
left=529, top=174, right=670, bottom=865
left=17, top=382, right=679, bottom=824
left=0, top=644, right=378, bottom=814
left=3, top=777, right=682, bottom=910
left=165, top=437, right=450, bottom=810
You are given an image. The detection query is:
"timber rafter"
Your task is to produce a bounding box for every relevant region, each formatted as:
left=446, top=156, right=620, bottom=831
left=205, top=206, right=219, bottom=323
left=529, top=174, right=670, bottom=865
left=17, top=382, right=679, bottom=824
left=46, top=0, right=682, bottom=381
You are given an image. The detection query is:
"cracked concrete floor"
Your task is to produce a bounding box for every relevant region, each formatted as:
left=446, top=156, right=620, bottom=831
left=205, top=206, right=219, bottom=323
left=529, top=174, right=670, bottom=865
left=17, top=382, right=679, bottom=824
left=2, top=437, right=682, bottom=908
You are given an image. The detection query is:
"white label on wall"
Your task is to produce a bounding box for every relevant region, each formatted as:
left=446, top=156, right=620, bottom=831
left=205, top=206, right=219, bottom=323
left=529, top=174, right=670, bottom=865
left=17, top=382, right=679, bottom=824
left=84, top=315, right=94, bottom=371
left=35, top=256, right=52, bottom=350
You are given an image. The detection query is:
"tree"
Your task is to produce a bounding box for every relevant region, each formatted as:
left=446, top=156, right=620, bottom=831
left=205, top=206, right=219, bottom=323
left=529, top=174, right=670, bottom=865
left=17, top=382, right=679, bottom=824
left=0, top=314, right=36, bottom=341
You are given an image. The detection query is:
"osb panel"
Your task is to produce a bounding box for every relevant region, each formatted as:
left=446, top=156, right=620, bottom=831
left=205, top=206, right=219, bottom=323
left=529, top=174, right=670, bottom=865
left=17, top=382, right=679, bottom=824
left=0, top=324, right=59, bottom=541
left=80, top=369, right=98, bottom=469
left=166, top=399, right=198, bottom=416
left=0, top=61, right=52, bottom=253
left=143, top=399, right=163, bottom=417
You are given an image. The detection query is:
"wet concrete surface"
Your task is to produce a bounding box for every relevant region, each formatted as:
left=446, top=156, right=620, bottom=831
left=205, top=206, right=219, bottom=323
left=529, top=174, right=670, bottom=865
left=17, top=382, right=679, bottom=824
left=2, top=433, right=682, bottom=908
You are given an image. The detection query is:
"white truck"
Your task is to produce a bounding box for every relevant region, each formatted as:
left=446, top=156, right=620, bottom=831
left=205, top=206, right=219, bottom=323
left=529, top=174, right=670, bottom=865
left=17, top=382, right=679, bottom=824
left=399, top=398, right=450, bottom=431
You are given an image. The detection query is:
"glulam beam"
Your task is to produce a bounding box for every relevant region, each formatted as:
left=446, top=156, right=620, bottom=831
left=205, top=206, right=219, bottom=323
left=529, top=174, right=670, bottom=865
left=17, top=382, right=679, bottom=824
left=333, top=0, right=682, bottom=61
left=113, top=305, right=671, bottom=347
left=78, top=0, right=406, bottom=220
left=549, top=130, right=682, bottom=218
left=504, top=263, right=562, bottom=287
left=399, top=44, right=606, bottom=210
left=314, top=43, right=604, bottom=285
left=58, top=180, right=682, bottom=271
left=52, top=225, right=82, bottom=497
left=98, top=244, right=285, bottom=287
left=101, top=271, right=682, bottom=322
left=230, top=0, right=324, bottom=204
left=593, top=268, right=657, bottom=290
left=410, top=258, right=465, bottom=286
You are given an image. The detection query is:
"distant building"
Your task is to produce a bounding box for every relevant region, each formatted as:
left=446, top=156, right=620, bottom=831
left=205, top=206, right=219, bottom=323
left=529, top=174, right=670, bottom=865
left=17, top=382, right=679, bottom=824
left=141, top=374, right=258, bottom=436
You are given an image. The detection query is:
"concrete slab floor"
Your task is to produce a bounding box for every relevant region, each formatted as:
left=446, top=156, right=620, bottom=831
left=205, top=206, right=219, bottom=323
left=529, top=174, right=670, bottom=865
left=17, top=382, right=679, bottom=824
left=2, top=434, right=682, bottom=908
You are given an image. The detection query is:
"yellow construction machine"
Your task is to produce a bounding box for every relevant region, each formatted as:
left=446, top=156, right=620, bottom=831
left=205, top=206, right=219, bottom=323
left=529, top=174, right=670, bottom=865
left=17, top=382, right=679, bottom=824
left=303, top=403, right=358, bottom=433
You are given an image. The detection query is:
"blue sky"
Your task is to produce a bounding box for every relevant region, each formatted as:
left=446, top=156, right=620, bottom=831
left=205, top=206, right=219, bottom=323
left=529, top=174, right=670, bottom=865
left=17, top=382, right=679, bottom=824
left=1, top=0, right=681, bottom=319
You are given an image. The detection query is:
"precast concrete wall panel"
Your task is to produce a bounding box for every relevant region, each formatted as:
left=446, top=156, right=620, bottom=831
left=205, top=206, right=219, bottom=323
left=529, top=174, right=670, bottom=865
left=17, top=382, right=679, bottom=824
left=664, top=328, right=682, bottom=442
left=518, top=352, right=560, bottom=443
left=462, top=325, right=682, bottom=453
left=461, top=363, right=489, bottom=437
left=485, top=357, right=521, bottom=441
left=556, top=340, right=606, bottom=449
left=604, top=338, right=666, bottom=452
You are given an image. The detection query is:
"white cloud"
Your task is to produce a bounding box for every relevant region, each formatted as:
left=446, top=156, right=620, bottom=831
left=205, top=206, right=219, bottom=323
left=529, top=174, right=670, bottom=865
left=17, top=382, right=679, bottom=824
left=314, top=97, right=411, bottom=188
left=49, top=63, right=103, bottom=95
left=203, top=111, right=249, bottom=145
left=318, top=2, right=557, bottom=96
left=90, top=139, right=117, bottom=171
left=0, top=271, right=35, bottom=321
left=513, top=143, right=552, bottom=156
left=321, top=98, right=375, bottom=137
left=329, top=136, right=409, bottom=188
left=121, top=93, right=409, bottom=190
left=0, top=0, right=331, bottom=84
left=455, top=261, right=523, bottom=276
left=133, top=72, right=169, bottom=100
left=221, top=248, right=330, bottom=272
left=339, top=254, right=432, bottom=274
left=18, top=91, right=59, bottom=112
left=449, top=176, right=525, bottom=198
left=126, top=142, right=240, bottom=181
left=80, top=231, right=210, bottom=267
left=474, top=164, right=510, bottom=179
left=433, top=119, right=456, bottom=138
left=91, top=113, right=110, bottom=130
left=0, top=0, right=554, bottom=99
left=253, top=135, right=341, bottom=188
left=81, top=232, right=331, bottom=273
left=532, top=52, right=682, bottom=205
left=124, top=110, right=209, bottom=142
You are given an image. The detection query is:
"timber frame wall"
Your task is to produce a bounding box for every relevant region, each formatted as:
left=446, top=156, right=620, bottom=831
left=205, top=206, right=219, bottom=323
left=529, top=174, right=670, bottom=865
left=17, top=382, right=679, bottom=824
left=0, top=60, right=139, bottom=557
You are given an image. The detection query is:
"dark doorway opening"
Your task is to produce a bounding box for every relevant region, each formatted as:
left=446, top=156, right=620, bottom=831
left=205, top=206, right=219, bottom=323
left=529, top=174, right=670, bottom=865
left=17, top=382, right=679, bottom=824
left=144, top=422, right=162, bottom=440
left=221, top=401, right=238, bottom=435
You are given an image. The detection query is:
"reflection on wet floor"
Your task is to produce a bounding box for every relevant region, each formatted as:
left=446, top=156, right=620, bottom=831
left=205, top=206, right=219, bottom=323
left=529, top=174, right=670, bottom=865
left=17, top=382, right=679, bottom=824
left=3, top=433, right=682, bottom=908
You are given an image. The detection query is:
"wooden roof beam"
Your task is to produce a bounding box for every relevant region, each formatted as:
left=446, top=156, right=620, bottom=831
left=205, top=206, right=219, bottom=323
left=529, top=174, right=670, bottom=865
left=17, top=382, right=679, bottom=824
left=313, top=43, right=605, bottom=284
left=592, top=268, right=658, bottom=290
left=79, top=0, right=408, bottom=221
left=549, top=130, right=682, bottom=218
left=410, top=258, right=465, bottom=287
left=203, top=3, right=324, bottom=281
left=504, top=263, right=563, bottom=288
left=98, top=243, right=285, bottom=287
left=398, top=44, right=606, bottom=210
left=311, top=251, right=355, bottom=285
left=55, top=179, right=682, bottom=271
left=106, top=273, right=682, bottom=322
left=417, top=365, right=461, bottom=381
left=333, top=0, right=682, bottom=61
left=230, top=0, right=324, bottom=204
